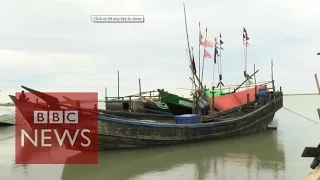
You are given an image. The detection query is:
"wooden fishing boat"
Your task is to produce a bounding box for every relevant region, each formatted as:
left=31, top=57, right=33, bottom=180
left=0, top=111, right=15, bottom=126
left=0, top=114, right=15, bottom=126
left=9, top=84, right=283, bottom=151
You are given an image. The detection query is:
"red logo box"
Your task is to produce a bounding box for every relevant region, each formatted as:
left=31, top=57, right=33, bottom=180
left=14, top=92, right=98, bottom=164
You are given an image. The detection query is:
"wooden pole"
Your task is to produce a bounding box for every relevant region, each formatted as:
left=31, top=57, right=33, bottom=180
left=105, top=87, right=107, bottom=99
left=183, top=3, right=192, bottom=59
left=233, top=70, right=259, bottom=93
left=105, top=87, right=108, bottom=109
left=139, top=78, right=142, bottom=96
left=200, top=27, right=208, bottom=83
left=219, top=33, right=223, bottom=92
left=211, top=86, right=215, bottom=110
left=254, top=64, right=257, bottom=100
left=315, top=74, right=320, bottom=95
left=271, top=59, right=275, bottom=92
left=117, top=70, right=120, bottom=99
left=183, top=4, right=200, bottom=114
left=198, top=22, right=201, bottom=79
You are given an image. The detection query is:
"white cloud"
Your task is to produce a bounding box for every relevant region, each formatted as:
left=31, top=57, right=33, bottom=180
left=1, top=0, right=320, bottom=102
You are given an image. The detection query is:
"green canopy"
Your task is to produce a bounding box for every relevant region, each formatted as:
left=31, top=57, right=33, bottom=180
left=205, top=89, right=226, bottom=98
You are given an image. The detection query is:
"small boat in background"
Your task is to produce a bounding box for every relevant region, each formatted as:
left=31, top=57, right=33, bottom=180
left=0, top=107, right=15, bottom=126
left=0, top=114, right=15, bottom=126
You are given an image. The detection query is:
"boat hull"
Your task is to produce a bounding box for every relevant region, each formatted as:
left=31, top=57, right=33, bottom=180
left=0, top=114, right=15, bottom=126
left=9, top=86, right=283, bottom=151
left=157, top=89, right=194, bottom=115
left=96, top=111, right=276, bottom=150
left=164, top=101, right=192, bottom=115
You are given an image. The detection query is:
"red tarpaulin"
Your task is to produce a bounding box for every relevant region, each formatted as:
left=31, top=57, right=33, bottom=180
left=209, top=85, right=267, bottom=110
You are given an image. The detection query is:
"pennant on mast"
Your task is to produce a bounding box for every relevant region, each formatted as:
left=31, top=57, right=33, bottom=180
left=243, top=27, right=249, bottom=46
left=219, top=33, right=224, bottom=50
left=213, top=37, right=219, bottom=63
left=204, top=49, right=212, bottom=58
left=200, top=40, right=214, bottom=47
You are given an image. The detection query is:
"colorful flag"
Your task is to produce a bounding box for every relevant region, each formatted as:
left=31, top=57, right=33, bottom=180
left=219, top=33, right=224, bottom=49
left=243, top=27, right=249, bottom=40
left=243, top=27, right=247, bottom=34
left=204, top=49, right=212, bottom=58
left=243, top=27, right=249, bottom=46
left=213, top=37, right=219, bottom=63
left=200, top=40, right=214, bottom=47
left=214, top=47, right=218, bottom=63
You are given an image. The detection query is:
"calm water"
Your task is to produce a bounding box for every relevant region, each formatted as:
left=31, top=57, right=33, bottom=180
left=0, top=96, right=319, bottom=180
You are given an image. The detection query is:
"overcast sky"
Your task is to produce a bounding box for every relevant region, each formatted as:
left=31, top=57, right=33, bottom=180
left=0, top=0, right=320, bottom=102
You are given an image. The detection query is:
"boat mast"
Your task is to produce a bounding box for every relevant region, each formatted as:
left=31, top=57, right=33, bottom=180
left=183, top=3, right=200, bottom=114
left=212, top=51, right=216, bottom=88
left=117, top=70, right=120, bottom=99
left=253, top=64, right=257, bottom=100
left=315, top=74, right=320, bottom=95
left=200, top=27, right=208, bottom=83
left=316, top=53, right=320, bottom=95
left=243, top=27, right=249, bottom=89
left=138, top=78, right=142, bottom=96
left=187, top=49, right=196, bottom=114
left=217, top=33, right=224, bottom=92
left=198, top=22, right=201, bottom=80
left=183, top=3, right=192, bottom=63
left=271, top=59, right=275, bottom=92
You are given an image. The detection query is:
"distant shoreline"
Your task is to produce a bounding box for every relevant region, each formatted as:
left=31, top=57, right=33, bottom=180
left=0, top=103, right=14, bottom=107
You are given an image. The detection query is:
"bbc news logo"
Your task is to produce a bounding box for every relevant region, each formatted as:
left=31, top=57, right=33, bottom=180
left=34, top=111, right=78, bottom=124
left=21, top=110, right=91, bottom=148
left=15, top=92, right=98, bottom=164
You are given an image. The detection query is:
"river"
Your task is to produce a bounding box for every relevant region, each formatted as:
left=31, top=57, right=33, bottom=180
left=0, top=96, right=319, bottom=180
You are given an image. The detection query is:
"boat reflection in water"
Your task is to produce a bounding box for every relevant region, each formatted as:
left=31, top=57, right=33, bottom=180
left=61, top=130, right=286, bottom=180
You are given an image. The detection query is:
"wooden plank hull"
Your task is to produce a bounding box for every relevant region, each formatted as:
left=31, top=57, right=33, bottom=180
left=94, top=92, right=282, bottom=150
left=96, top=111, right=277, bottom=150
left=164, top=101, right=193, bottom=115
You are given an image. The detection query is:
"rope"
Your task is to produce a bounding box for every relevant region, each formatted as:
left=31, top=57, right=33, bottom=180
left=283, top=107, right=318, bottom=123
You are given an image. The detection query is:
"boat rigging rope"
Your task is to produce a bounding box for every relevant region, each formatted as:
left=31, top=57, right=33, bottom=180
left=283, top=107, right=318, bottom=123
